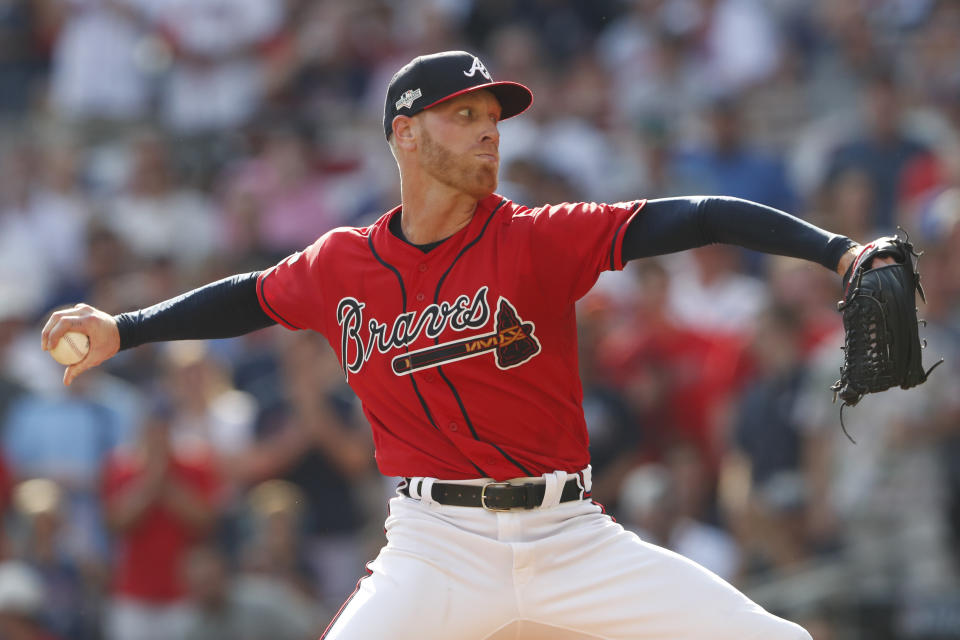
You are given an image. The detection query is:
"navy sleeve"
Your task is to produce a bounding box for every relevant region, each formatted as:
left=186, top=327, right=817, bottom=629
left=622, top=196, right=855, bottom=271
left=114, top=271, right=276, bottom=351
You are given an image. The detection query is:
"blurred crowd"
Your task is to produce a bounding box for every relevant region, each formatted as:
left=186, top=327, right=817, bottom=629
left=1, top=0, right=960, bottom=638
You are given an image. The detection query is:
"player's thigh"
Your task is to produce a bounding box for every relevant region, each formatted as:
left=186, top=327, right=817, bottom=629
left=322, top=547, right=514, bottom=640
left=323, top=498, right=518, bottom=640
left=527, top=514, right=811, bottom=640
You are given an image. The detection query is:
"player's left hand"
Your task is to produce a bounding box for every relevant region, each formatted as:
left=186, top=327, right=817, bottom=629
left=830, top=234, right=943, bottom=419
left=836, top=243, right=896, bottom=277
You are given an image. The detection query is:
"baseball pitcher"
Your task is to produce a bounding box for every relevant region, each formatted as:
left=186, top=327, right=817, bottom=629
left=44, top=51, right=922, bottom=639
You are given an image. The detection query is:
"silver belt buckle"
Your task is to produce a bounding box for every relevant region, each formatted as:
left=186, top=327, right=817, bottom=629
left=480, top=482, right=512, bottom=511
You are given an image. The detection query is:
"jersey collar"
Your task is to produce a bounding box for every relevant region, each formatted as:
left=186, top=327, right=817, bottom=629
left=371, top=193, right=505, bottom=267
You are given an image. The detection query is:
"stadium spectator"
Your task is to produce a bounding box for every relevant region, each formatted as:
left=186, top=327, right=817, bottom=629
left=721, top=304, right=811, bottom=577
left=240, top=332, right=374, bottom=609
left=101, top=130, right=220, bottom=268
left=696, top=0, right=781, bottom=93
left=220, top=125, right=345, bottom=258
left=9, top=479, right=94, bottom=639
left=618, top=456, right=740, bottom=583
left=29, top=136, right=94, bottom=304
left=600, top=259, right=750, bottom=467
left=0, top=560, right=65, bottom=640
left=575, top=305, right=640, bottom=510
left=0, top=142, right=56, bottom=317
left=180, top=543, right=322, bottom=640
left=822, top=66, right=931, bottom=233
left=101, top=400, right=222, bottom=640
left=672, top=94, right=797, bottom=214
left=236, top=480, right=315, bottom=598
left=155, top=0, right=284, bottom=134
left=667, top=243, right=768, bottom=335
left=48, top=0, right=157, bottom=125
left=0, top=0, right=53, bottom=118
left=2, top=367, right=142, bottom=564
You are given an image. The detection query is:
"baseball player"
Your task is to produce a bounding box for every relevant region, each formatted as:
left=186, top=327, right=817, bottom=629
left=43, top=51, right=887, bottom=639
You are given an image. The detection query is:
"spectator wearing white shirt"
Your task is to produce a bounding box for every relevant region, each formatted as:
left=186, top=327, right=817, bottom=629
left=49, top=0, right=157, bottom=124
left=157, top=0, right=284, bottom=134
left=101, top=130, right=220, bottom=268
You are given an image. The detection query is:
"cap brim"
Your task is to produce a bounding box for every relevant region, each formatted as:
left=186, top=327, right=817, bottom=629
left=420, top=81, right=533, bottom=121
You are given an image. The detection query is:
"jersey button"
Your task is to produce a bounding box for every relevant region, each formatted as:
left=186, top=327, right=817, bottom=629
left=418, top=263, right=428, bottom=272
left=448, top=421, right=458, bottom=432
left=416, top=293, right=425, bottom=302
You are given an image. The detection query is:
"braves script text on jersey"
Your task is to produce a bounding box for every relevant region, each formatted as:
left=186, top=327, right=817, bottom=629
left=257, top=193, right=641, bottom=481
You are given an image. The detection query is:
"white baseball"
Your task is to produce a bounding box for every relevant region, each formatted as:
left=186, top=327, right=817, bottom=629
left=49, top=331, right=90, bottom=366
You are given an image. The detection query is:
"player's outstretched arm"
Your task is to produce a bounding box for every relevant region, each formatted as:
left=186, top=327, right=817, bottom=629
left=624, top=197, right=856, bottom=273
left=41, top=303, right=121, bottom=386
left=40, top=271, right=277, bottom=386
left=627, top=197, right=900, bottom=275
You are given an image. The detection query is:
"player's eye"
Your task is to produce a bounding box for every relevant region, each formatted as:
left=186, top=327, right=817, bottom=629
left=458, top=108, right=473, bottom=118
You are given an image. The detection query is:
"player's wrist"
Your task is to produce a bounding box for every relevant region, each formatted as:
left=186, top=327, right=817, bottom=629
left=837, top=245, right=861, bottom=277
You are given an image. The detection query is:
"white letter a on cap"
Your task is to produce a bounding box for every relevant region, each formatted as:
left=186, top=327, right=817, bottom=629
left=463, top=56, right=492, bottom=81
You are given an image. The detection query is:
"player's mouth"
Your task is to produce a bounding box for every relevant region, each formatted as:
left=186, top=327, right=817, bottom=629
left=476, top=153, right=498, bottom=163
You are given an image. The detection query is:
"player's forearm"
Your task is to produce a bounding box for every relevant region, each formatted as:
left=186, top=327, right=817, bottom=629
left=623, top=196, right=856, bottom=271
left=114, top=272, right=277, bottom=350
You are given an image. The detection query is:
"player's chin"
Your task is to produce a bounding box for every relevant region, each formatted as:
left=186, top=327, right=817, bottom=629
left=469, top=168, right=498, bottom=198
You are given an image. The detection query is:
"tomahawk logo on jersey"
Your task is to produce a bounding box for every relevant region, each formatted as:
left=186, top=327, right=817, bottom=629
left=334, top=286, right=540, bottom=379
left=256, top=194, right=643, bottom=480
left=389, top=296, right=541, bottom=375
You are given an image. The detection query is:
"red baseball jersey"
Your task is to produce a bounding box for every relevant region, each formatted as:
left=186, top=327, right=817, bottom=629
left=257, top=193, right=644, bottom=480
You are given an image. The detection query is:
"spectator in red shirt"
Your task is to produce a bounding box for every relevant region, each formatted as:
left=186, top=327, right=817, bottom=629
left=101, top=401, right=221, bottom=640
left=601, top=259, right=750, bottom=468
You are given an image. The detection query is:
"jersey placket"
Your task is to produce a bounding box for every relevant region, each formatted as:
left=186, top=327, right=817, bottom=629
left=426, top=201, right=534, bottom=478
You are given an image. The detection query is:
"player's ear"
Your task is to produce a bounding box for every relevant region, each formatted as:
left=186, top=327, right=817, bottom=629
left=392, top=115, right=416, bottom=151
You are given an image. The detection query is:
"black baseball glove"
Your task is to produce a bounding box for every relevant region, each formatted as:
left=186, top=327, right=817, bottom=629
left=830, top=233, right=942, bottom=437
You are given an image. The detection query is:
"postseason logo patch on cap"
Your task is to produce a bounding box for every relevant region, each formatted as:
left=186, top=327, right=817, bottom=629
left=395, top=88, right=422, bottom=111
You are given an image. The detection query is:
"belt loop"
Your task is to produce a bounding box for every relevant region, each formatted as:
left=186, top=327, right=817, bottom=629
left=540, top=470, right=566, bottom=508
left=577, top=465, right=592, bottom=498
left=419, top=477, right=438, bottom=509
left=407, top=477, right=424, bottom=500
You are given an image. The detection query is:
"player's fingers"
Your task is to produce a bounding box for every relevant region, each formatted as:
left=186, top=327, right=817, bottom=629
left=41, top=309, right=74, bottom=350
left=63, top=360, right=90, bottom=387
left=41, top=303, right=94, bottom=350
left=62, top=349, right=94, bottom=386
left=42, top=314, right=85, bottom=352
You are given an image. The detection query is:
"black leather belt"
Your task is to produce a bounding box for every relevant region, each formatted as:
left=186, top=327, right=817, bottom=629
left=400, top=478, right=584, bottom=511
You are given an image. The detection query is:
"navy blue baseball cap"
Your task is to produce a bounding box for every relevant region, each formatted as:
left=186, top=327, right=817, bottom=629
left=383, top=51, right=533, bottom=139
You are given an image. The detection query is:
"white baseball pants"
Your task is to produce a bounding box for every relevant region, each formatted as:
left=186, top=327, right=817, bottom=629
left=323, top=471, right=811, bottom=640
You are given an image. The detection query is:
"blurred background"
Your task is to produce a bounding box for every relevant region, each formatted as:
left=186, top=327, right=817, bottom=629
left=0, top=0, right=959, bottom=638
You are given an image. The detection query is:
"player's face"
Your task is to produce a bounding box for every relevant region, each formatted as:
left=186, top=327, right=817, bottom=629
left=417, top=90, right=502, bottom=199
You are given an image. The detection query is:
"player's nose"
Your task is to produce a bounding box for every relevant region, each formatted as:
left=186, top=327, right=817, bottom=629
left=479, top=121, right=500, bottom=147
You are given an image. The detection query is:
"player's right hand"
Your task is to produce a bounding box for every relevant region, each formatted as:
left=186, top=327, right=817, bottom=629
left=41, top=303, right=121, bottom=386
